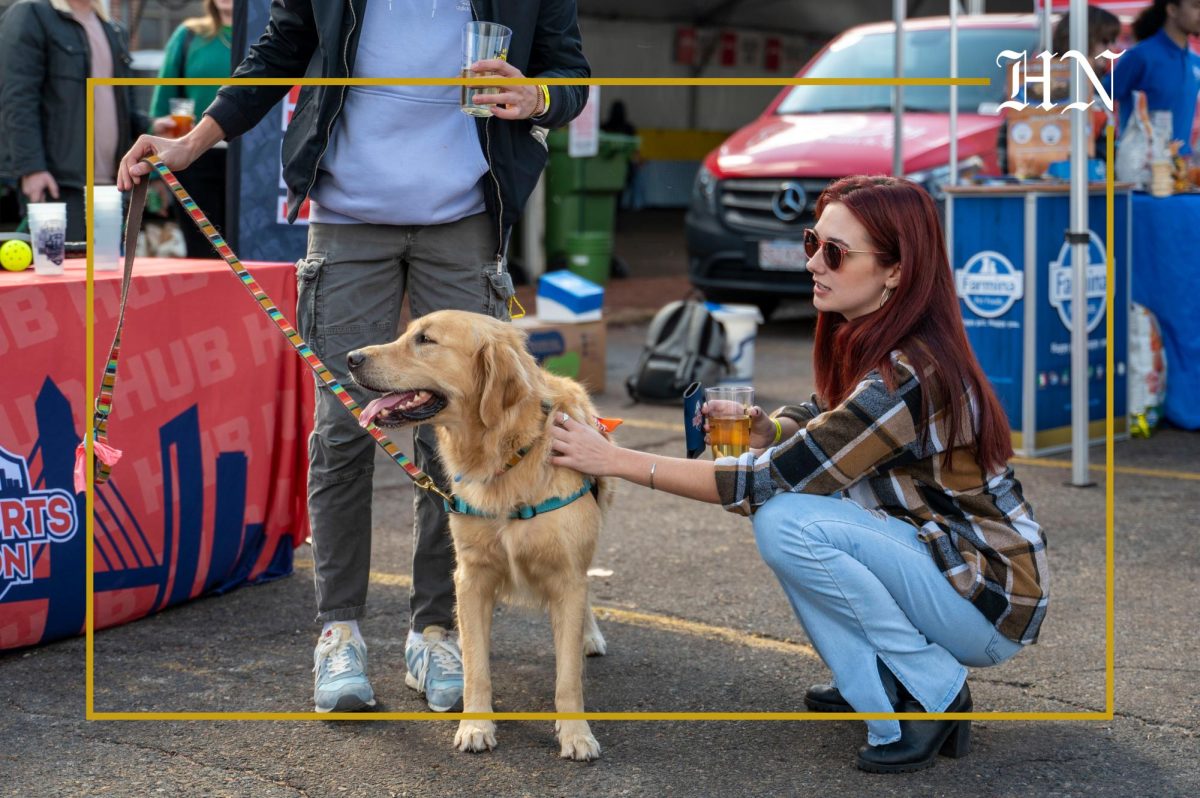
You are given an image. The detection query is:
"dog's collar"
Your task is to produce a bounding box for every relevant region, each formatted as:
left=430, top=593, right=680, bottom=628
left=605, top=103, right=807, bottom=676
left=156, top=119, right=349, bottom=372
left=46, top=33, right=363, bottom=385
left=444, top=478, right=596, bottom=520
left=497, top=399, right=554, bottom=474
left=455, top=399, right=553, bottom=485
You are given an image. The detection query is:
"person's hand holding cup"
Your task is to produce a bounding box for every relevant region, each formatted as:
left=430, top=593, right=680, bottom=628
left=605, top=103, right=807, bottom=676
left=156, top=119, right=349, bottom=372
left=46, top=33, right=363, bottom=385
left=461, top=21, right=513, bottom=118
left=702, top=386, right=754, bottom=458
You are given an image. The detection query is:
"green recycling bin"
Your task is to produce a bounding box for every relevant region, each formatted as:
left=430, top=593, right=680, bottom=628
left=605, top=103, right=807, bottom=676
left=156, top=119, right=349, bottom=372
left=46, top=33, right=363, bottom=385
left=544, top=130, right=639, bottom=284
left=565, top=231, right=613, bottom=285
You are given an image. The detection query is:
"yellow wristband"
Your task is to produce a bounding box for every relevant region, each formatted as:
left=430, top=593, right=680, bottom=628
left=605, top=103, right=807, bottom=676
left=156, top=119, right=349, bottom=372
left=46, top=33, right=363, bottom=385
left=771, top=417, right=784, bottom=446
left=537, top=84, right=551, bottom=118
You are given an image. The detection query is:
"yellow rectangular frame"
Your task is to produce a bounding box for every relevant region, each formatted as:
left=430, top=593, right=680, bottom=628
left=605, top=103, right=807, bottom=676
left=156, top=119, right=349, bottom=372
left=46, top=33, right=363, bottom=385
left=84, top=74, right=1115, bottom=723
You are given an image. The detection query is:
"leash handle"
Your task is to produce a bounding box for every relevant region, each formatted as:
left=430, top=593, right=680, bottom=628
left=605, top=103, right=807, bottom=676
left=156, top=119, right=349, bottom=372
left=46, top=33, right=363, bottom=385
left=85, top=156, right=450, bottom=503
left=87, top=179, right=149, bottom=485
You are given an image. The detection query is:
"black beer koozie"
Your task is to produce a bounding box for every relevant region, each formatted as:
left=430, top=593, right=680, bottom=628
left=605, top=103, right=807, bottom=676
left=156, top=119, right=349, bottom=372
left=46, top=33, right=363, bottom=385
left=683, top=381, right=706, bottom=459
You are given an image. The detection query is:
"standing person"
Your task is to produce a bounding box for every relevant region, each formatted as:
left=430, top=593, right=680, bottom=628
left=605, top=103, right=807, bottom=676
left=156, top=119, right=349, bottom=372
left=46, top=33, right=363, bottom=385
left=149, top=0, right=234, bottom=258
left=549, top=176, right=1050, bottom=774
left=600, top=100, right=643, bottom=212
left=0, top=0, right=146, bottom=241
left=1110, top=0, right=1200, bottom=155
left=118, top=0, right=588, bottom=715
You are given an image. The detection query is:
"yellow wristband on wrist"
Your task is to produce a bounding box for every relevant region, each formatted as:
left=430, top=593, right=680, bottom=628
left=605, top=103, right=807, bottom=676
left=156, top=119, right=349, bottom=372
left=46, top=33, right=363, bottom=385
left=537, top=84, right=551, bottom=118
left=770, top=417, right=784, bottom=446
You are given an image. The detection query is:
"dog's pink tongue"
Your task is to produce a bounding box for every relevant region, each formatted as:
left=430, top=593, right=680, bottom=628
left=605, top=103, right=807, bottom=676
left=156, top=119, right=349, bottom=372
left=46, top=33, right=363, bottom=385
left=359, top=392, right=411, bottom=428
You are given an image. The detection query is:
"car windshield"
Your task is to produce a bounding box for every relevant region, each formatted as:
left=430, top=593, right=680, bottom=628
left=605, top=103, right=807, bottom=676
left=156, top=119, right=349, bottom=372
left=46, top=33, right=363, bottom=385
left=776, top=27, right=1038, bottom=114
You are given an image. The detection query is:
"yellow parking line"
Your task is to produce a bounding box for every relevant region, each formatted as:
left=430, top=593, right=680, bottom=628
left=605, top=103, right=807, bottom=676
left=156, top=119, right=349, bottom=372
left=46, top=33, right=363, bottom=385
left=592, top=606, right=818, bottom=660
left=616, top=419, right=1200, bottom=482
left=1009, top=457, right=1200, bottom=482
left=294, top=561, right=818, bottom=661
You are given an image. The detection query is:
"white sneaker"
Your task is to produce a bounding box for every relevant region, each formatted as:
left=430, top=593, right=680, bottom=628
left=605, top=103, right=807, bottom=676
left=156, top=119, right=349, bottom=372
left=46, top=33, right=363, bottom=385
left=313, top=623, right=376, bottom=713
left=404, top=626, right=464, bottom=712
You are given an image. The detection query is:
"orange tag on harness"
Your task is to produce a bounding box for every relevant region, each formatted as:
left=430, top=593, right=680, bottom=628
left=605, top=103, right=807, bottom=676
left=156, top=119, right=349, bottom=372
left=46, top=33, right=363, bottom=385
left=594, top=416, right=623, bottom=433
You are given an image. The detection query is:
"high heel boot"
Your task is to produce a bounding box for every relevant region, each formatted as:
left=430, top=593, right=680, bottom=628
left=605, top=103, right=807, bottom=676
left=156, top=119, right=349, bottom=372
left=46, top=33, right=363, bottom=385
left=855, top=681, right=972, bottom=774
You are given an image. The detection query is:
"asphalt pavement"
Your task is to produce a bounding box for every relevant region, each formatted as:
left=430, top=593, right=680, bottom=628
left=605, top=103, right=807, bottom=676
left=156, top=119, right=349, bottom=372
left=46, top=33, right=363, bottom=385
left=2, top=303, right=1198, bottom=798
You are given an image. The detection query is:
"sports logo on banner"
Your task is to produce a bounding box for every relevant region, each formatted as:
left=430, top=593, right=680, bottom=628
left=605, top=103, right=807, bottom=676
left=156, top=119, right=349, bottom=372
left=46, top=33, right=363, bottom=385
left=1049, top=231, right=1107, bottom=333
left=0, top=447, right=78, bottom=601
left=956, top=250, right=1024, bottom=319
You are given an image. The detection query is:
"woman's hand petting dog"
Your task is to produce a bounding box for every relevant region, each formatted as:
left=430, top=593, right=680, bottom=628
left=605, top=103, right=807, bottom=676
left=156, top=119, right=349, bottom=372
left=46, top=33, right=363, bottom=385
left=550, top=412, right=615, bottom=476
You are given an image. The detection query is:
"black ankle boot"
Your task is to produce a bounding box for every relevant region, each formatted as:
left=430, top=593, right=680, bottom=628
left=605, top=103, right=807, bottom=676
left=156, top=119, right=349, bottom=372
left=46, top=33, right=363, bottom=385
left=804, top=683, right=851, bottom=712
left=855, top=682, right=972, bottom=774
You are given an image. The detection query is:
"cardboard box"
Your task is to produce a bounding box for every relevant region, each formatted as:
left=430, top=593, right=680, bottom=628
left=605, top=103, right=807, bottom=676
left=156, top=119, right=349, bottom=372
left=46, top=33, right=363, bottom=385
left=537, top=270, right=604, bottom=322
left=1005, top=59, right=1095, bottom=178
left=515, top=315, right=607, bottom=394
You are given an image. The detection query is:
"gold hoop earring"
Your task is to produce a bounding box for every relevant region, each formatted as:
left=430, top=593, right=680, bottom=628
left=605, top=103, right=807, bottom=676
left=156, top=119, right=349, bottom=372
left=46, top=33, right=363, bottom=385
left=879, top=287, right=893, bottom=309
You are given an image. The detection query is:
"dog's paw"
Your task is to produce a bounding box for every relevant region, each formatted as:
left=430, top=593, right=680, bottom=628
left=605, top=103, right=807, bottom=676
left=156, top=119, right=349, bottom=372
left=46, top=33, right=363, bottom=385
left=454, top=720, right=497, bottom=753
left=556, top=721, right=601, bottom=761
left=583, top=629, right=607, bottom=657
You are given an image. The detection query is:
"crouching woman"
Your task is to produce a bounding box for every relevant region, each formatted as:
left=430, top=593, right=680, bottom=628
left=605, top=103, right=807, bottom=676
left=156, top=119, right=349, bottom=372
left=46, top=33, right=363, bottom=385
left=549, top=175, right=1049, bottom=773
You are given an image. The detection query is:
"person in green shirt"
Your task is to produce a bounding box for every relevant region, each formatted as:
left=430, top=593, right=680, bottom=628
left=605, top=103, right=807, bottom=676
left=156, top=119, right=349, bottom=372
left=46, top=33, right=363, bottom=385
left=149, top=0, right=232, bottom=258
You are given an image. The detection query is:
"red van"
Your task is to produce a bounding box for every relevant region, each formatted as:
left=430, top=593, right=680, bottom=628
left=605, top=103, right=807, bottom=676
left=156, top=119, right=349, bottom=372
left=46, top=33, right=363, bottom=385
left=685, top=15, right=1043, bottom=314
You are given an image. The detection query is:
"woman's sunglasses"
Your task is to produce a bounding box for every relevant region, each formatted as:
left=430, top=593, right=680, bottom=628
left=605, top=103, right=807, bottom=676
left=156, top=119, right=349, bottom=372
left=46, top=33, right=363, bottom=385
left=802, top=228, right=886, bottom=271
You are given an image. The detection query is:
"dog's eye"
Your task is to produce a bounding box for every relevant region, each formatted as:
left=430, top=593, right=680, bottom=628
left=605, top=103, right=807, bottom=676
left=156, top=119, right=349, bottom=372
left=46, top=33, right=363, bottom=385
left=416, top=332, right=437, bottom=346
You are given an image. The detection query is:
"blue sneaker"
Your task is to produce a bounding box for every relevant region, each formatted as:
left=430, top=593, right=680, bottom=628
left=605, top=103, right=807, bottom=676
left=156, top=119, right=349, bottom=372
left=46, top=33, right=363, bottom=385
left=313, top=623, right=376, bottom=713
left=404, top=625, right=464, bottom=712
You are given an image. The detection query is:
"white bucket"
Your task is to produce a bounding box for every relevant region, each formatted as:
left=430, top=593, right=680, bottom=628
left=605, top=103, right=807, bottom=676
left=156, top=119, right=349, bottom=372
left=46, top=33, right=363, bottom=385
left=706, top=302, right=764, bottom=382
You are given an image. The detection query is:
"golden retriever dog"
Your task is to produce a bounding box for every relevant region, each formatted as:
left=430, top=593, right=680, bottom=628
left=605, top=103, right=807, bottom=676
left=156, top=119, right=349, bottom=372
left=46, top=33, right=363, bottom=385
left=347, top=310, right=613, bottom=761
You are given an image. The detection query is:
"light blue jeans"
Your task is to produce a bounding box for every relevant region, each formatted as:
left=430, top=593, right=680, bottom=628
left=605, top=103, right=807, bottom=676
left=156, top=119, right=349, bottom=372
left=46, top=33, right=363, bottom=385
left=752, top=493, right=1023, bottom=746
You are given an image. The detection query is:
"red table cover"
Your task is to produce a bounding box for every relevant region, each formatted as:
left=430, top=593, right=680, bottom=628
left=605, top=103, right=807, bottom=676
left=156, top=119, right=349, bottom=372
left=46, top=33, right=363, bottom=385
left=0, top=258, right=313, bottom=650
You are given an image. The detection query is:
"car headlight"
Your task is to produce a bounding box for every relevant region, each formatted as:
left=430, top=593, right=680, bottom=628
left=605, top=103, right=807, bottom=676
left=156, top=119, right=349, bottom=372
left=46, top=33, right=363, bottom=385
left=693, top=165, right=718, bottom=215
left=906, top=156, right=984, bottom=200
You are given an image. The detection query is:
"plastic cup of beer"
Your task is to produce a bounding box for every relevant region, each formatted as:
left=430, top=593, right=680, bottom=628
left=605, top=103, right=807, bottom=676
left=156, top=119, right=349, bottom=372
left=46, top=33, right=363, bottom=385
left=28, top=202, right=67, bottom=276
left=461, top=21, right=512, bottom=117
left=169, top=97, right=195, bottom=135
left=705, top=385, right=754, bottom=458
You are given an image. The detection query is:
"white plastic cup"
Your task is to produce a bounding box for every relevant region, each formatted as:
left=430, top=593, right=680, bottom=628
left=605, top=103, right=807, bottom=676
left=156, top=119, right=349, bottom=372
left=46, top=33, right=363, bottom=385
left=93, top=186, right=123, bottom=271
left=28, top=202, right=67, bottom=276
left=706, top=303, right=765, bottom=382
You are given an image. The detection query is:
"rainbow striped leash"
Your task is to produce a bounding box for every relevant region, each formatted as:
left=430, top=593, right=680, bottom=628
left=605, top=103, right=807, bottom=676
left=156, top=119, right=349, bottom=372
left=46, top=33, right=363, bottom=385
left=83, top=155, right=451, bottom=504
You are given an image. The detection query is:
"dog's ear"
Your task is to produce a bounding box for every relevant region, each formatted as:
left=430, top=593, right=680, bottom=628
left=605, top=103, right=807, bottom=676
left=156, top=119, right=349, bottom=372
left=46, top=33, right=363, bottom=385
left=477, top=336, right=531, bottom=428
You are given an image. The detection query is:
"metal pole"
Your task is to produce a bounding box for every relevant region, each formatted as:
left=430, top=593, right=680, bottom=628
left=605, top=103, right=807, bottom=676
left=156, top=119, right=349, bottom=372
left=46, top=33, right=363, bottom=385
left=1069, top=0, right=1091, bottom=486
left=946, top=0, right=959, bottom=252
left=950, top=0, right=959, bottom=182
left=893, top=0, right=905, bottom=176
left=1040, top=0, right=1053, bottom=53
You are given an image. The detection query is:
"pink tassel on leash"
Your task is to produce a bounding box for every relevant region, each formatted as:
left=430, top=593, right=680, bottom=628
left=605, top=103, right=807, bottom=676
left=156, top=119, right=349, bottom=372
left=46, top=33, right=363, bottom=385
left=73, top=438, right=123, bottom=493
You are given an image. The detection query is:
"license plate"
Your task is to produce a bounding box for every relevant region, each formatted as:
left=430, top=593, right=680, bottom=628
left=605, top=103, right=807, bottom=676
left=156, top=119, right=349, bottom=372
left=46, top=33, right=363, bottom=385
left=758, top=239, right=808, bottom=270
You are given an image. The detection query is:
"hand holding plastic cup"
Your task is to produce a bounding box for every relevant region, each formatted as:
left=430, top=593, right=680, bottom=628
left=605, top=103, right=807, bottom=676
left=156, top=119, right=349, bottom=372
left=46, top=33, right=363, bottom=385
left=461, top=21, right=512, bottom=117
left=169, top=97, right=195, bottom=136
left=704, top=385, right=754, bottom=458
left=28, top=202, right=67, bottom=276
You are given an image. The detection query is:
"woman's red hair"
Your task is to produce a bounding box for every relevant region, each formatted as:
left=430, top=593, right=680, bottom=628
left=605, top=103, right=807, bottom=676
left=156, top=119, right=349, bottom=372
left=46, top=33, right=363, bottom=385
left=812, top=175, right=1013, bottom=471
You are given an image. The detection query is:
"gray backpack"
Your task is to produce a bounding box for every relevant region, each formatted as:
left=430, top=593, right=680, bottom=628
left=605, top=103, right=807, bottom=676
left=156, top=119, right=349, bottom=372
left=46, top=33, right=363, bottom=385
left=626, top=300, right=729, bottom=403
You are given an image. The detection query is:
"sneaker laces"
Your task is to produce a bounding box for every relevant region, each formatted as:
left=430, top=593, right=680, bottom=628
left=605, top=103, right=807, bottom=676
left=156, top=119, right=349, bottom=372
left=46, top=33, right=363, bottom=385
left=411, top=635, right=462, bottom=692
left=314, top=627, right=360, bottom=678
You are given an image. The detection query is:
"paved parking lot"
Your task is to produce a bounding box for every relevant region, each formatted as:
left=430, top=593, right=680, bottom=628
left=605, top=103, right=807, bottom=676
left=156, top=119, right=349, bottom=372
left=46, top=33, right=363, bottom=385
left=2, top=305, right=1198, bottom=797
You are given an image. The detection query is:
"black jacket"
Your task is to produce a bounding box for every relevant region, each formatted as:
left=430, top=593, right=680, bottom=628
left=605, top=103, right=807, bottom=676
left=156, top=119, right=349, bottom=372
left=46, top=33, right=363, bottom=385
left=207, top=0, right=589, bottom=247
left=0, top=0, right=145, bottom=187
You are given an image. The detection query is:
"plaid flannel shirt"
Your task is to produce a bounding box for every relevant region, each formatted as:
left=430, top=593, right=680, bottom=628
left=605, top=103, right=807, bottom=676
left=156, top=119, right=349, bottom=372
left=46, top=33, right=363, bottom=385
left=715, top=353, right=1049, bottom=645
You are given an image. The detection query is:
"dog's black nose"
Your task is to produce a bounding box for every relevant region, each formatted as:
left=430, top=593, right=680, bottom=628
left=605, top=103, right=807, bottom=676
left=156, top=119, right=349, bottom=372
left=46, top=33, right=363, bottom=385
left=347, top=350, right=365, bottom=371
